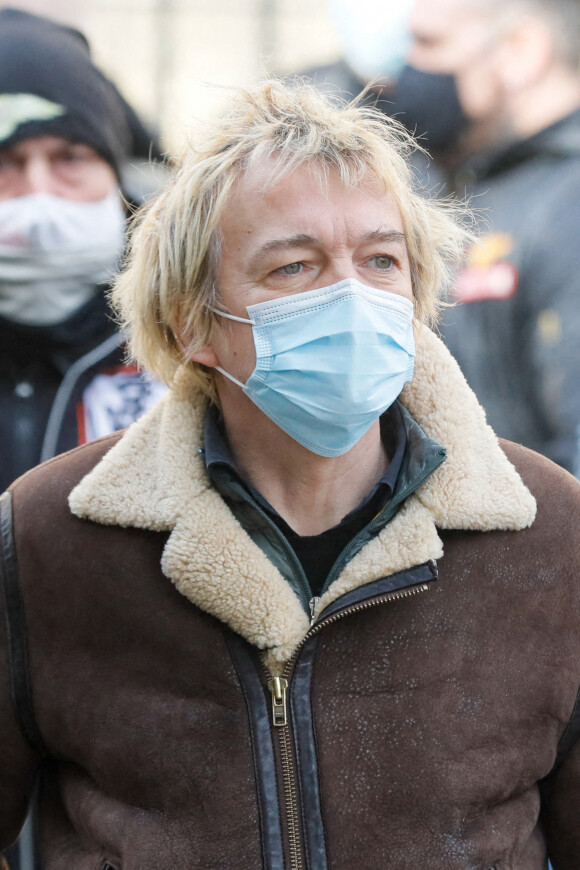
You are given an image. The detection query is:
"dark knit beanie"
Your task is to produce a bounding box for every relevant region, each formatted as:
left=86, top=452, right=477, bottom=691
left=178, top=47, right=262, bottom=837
left=0, top=8, right=132, bottom=178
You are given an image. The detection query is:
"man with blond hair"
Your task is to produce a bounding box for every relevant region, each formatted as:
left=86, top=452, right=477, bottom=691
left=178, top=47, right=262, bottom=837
left=1, top=80, right=580, bottom=869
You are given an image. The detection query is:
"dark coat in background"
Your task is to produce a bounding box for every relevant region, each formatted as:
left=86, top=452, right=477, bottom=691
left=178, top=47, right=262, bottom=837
left=441, top=108, right=580, bottom=476
left=0, top=294, right=166, bottom=493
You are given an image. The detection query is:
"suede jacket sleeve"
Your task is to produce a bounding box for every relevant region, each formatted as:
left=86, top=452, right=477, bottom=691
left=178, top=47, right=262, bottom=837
left=0, top=491, right=41, bottom=848
left=542, top=735, right=580, bottom=866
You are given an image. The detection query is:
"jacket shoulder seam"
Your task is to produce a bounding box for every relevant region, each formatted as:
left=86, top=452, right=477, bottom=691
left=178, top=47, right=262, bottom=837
left=9, top=430, right=126, bottom=492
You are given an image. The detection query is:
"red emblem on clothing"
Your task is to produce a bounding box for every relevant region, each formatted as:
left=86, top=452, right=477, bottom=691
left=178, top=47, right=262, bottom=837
left=454, top=261, right=519, bottom=303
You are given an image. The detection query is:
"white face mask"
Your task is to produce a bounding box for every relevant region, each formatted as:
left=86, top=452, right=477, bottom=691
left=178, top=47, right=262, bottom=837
left=330, top=0, right=414, bottom=84
left=0, top=190, right=126, bottom=325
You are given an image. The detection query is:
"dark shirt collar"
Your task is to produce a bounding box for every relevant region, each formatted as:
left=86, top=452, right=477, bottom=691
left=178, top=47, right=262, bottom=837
left=449, top=105, right=580, bottom=187
left=203, top=400, right=408, bottom=523
left=202, top=402, right=446, bottom=600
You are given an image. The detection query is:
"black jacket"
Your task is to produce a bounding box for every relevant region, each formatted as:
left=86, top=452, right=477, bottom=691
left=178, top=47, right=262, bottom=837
left=440, top=108, right=580, bottom=475
left=0, top=293, right=165, bottom=492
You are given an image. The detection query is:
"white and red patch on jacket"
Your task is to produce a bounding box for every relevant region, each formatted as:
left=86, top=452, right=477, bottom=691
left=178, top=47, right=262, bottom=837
left=76, top=365, right=168, bottom=444
left=454, top=233, right=518, bottom=303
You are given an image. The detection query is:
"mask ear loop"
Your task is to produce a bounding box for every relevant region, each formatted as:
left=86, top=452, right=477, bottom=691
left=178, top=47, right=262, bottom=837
left=211, top=307, right=254, bottom=325
left=214, top=366, right=247, bottom=389
left=209, top=307, right=255, bottom=388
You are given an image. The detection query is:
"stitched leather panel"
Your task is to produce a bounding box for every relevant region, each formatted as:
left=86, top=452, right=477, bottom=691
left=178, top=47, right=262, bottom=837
left=318, top=560, right=439, bottom=623
left=226, top=632, right=284, bottom=870
left=292, top=635, right=328, bottom=870
left=288, top=563, right=436, bottom=870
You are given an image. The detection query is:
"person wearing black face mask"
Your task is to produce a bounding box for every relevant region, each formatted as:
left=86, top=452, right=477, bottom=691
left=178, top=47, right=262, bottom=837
left=394, top=0, right=580, bottom=477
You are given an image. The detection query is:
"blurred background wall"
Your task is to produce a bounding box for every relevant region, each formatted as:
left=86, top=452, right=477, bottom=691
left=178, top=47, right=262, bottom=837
left=2, top=0, right=341, bottom=154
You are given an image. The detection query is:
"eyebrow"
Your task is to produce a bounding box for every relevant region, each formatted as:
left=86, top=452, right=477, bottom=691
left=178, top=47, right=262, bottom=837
left=254, top=234, right=319, bottom=256
left=247, top=234, right=319, bottom=273
left=249, top=229, right=407, bottom=268
left=361, top=229, right=407, bottom=246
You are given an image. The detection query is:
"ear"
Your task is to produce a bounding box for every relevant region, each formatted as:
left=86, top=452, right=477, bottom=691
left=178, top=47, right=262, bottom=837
left=176, top=329, right=220, bottom=367
left=186, top=345, right=220, bottom=367
left=499, top=15, right=553, bottom=93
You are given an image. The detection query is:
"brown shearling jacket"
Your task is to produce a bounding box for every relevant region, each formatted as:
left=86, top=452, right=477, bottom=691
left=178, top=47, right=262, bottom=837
left=2, top=327, right=580, bottom=869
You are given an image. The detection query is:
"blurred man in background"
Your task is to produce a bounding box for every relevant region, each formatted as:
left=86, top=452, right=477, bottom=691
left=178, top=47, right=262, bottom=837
left=397, top=0, right=580, bottom=475
left=0, top=8, right=167, bottom=495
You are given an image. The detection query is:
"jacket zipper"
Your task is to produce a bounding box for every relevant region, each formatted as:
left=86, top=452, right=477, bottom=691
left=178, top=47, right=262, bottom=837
left=268, top=674, right=303, bottom=869
left=266, top=579, right=431, bottom=870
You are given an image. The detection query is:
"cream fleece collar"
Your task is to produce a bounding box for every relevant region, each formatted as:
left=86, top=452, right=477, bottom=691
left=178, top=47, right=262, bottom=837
left=69, top=325, right=536, bottom=665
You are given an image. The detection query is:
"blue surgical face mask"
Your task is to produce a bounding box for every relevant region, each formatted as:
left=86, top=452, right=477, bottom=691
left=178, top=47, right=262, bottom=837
left=212, top=279, right=415, bottom=457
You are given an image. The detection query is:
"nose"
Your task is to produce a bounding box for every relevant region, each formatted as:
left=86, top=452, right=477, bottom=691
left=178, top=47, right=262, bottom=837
left=21, top=156, right=57, bottom=195
left=321, top=258, right=359, bottom=288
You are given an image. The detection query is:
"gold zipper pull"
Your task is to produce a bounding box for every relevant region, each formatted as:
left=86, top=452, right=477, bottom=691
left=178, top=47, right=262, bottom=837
left=268, top=676, right=288, bottom=727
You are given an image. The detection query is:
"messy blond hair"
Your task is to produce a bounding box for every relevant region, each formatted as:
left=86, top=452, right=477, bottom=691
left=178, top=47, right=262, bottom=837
left=112, top=78, right=472, bottom=394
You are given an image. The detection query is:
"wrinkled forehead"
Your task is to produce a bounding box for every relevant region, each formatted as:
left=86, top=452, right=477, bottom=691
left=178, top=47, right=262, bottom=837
left=215, top=157, right=409, bottom=287
left=222, top=157, right=401, bottom=236
left=218, top=156, right=411, bottom=266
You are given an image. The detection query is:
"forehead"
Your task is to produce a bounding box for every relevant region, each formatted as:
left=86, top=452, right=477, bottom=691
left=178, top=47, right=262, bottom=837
left=411, top=0, right=493, bottom=46
left=219, top=159, right=405, bottom=253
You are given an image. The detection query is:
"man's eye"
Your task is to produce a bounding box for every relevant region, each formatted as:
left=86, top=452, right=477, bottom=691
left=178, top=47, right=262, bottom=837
left=55, top=146, right=96, bottom=165
left=58, top=150, right=86, bottom=163
left=368, top=255, right=394, bottom=270
left=0, top=154, right=17, bottom=171
left=276, top=262, right=303, bottom=275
